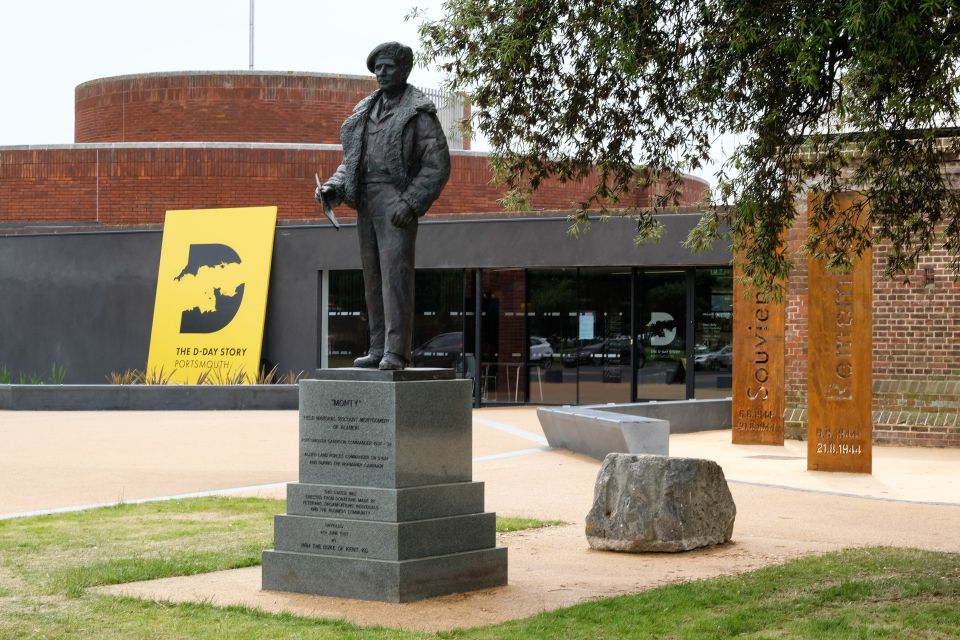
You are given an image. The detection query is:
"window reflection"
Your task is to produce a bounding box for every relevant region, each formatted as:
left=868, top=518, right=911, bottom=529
left=577, top=269, right=632, bottom=405
left=327, top=271, right=367, bottom=368
left=694, top=268, right=734, bottom=399
left=479, top=269, right=525, bottom=403
left=327, top=266, right=734, bottom=405
left=635, top=270, right=687, bottom=400
left=411, top=270, right=466, bottom=375
left=526, top=269, right=577, bottom=404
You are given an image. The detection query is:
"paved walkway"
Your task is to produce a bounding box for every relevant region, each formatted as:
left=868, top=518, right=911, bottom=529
left=2, top=407, right=959, bottom=631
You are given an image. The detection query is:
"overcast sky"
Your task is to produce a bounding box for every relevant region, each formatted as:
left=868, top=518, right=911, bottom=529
left=0, top=0, right=451, bottom=146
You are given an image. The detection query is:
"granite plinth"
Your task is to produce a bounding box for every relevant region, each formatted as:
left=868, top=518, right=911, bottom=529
left=286, top=481, right=485, bottom=521
left=298, top=378, right=472, bottom=488
left=274, top=512, right=496, bottom=560
left=261, top=546, right=508, bottom=603
left=264, top=371, right=507, bottom=602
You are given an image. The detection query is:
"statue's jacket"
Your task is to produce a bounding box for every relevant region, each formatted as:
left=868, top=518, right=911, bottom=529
left=325, top=85, right=451, bottom=216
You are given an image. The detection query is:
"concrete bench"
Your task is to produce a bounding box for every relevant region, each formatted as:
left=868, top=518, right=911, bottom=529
left=537, top=398, right=731, bottom=459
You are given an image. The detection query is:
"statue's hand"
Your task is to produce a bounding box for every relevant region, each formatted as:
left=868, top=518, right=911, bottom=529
left=391, top=201, right=416, bottom=228
left=316, top=185, right=334, bottom=203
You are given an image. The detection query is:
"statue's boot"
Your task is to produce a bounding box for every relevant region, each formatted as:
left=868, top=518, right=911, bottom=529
left=378, top=353, right=406, bottom=371
left=353, top=353, right=383, bottom=368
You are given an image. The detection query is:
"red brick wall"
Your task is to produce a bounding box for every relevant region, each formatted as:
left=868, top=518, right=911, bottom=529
left=0, top=145, right=341, bottom=224
left=872, top=247, right=960, bottom=380
left=783, top=197, right=960, bottom=447
left=0, top=148, right=100, bottom=223
left=75, top=72, right=378, bottom=144
left=0, top=146, right=709, bottom=226
left=783, top=196, right=811, bottom=434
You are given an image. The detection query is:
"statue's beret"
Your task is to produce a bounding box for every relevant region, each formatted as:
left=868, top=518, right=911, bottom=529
left=366, top=42, right=414, bottom=74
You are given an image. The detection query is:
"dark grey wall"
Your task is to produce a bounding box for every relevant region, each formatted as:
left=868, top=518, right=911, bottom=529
left=0, top=214, right=730, bottom=383
left=0, top=231, right=161, bottom=383
left=415, top=214, right=731, bottom=269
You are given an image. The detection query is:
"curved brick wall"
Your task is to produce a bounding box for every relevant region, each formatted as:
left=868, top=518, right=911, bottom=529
left=46, top=70, right=708, bottom=224
left=75, top=72, right=378, bottom=144
left=0, top=145, right=710, bottom=225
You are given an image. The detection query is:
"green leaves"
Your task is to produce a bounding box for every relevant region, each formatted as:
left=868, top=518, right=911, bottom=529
left=418, top=0, right=960, bottom=291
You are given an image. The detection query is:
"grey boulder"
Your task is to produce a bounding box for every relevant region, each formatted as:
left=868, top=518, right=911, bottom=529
left=585, top=453, right=736, bottom=552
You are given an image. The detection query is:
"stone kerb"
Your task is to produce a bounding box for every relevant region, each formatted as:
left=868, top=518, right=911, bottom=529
left=0, top=384, right=297, bottom=410
left=600, top=398, right=732, bottom=433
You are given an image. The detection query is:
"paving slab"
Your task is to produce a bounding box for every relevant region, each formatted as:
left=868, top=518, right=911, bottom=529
left=0, top=410, right=297, bottom=516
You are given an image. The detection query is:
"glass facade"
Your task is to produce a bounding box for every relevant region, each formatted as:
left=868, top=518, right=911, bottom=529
left=526, top=269, right=577, bottom=404
left=635, top=270, right=688, bottom=400
left=326, top=266, right=733, bottom=406
left=327, top=270, right=367, bottom=369
left=694, top=268, right=734, bottom=399
left=577, top=269, right=632, bottom=404
left=410, top=270, right=467, bottom=373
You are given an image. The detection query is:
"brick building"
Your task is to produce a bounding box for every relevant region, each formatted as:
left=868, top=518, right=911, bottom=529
left=2, top=70, right=957, bottom=447
left=784, top=196, right=960, bottom=448
left=0, top=70, right=725, bottom=412
left=1, top=71, right=705, bottom=227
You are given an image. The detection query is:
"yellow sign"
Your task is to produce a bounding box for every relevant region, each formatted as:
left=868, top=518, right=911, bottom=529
left=147, top=206, right=277, bottom=384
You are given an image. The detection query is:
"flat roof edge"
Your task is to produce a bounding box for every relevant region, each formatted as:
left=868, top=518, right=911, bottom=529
left=75, top=70, right=375, bottom=90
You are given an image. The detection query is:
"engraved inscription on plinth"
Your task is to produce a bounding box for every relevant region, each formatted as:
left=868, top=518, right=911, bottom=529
left=286, top=482, right=485, bottom=521
left=807, top=198, right=873, bottom=473
left=732, top=267, right=785, bottom=445
left=298, top=379, right=471, bottom=488
left=273, top=512, right=497, bottom=561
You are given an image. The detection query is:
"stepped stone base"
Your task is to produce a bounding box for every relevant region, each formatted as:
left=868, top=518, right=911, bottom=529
left=262, top=547, right=508, bottom=603
left=273, top=512, right=497, bottom=561
left=262, top=368, right=507, bottom=602
left=285, top=481, right=486, bottom=521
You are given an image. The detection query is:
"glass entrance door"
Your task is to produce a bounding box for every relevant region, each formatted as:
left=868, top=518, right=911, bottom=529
left=479, top=269, right=526, bottom=403
left=694, top=268, right=734, bottom=399
left=526, top=269, right=577, bottom=404
left=577, top=268, right=632, bottom=405
left=635, top=270, right=687, bottom=400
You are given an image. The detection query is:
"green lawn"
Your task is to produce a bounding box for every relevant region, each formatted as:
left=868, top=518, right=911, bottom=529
left=0, top=498, right=957, bottom=639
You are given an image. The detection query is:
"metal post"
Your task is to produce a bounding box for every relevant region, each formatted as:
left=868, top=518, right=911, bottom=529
left=474, top=269, right=482, bottom=407
left=685, top=269, right=697, bottom=400
left=319, top=270, right=329, bottom=369
left=249, top=0, right=255, bottom=70
left=575, top=269, right=580, bottom=405
left=630, top=268, right=637, bottom=402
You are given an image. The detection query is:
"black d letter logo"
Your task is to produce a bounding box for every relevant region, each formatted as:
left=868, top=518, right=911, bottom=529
left=175, top=243, right=245, bottom=334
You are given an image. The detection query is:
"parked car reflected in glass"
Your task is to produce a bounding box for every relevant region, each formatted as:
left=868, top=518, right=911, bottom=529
left=411, top=332, right=559, bottom=369
left=694, top=344, right=732, bottom=370
left=528, top=336, right=554, bottom=368
left=562, top=335, right=631, bottom=367
left=411, top=331, right=463, bottom=368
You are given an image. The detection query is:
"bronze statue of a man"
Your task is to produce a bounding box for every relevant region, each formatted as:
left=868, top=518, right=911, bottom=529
left=318, top=42, right=451, bottom=370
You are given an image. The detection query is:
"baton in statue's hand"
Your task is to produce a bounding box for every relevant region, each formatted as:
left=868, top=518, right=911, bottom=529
left=315, top=173, right=341, bottom=230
